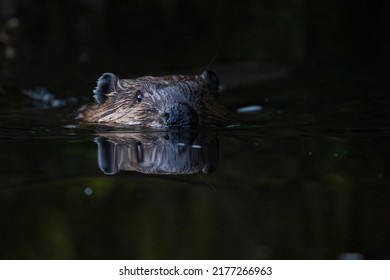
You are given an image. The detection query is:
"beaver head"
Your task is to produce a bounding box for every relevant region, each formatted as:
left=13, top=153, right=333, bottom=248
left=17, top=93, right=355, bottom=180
left=76, top=71, right=228, bottom=128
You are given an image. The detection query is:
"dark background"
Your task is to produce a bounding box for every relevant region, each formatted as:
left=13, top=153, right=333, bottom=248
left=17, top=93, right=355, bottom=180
left=1, top=0, right=390, bottom=260
left=1, top=0, right=388, bottom=92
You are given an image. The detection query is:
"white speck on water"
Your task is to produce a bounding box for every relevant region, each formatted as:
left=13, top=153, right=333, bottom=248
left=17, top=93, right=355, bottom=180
left=334, top=153, right=339, bottom=158
left=227, top=124, right=240, bottom=128
left=236, top=105, right=262, bottom=113
left=308, top=151, right=312, bottom=156
left=84, top=187, right=93, bottom=196
left=51, top=99, right=66, bottom=108
left=63, top=124, right=77, bottom=129
left=264, top=97, right=270, bottom=103
left=177, top=143, right=186, bottom=147
left=191, top=144, right=202, bottom=149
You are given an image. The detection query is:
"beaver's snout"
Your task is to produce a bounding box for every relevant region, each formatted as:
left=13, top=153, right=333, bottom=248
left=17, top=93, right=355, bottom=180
left=159, top=103, right=198, bottom=126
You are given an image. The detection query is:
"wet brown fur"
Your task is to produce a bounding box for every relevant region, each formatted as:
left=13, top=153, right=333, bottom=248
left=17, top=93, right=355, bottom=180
left=77, top=73, right=228, bottom=127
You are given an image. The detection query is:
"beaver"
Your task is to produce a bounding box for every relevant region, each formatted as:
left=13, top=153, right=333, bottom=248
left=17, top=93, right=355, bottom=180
left=76, top=71, right=228, bottom=127
left=95, top=131, right=219, bottom=175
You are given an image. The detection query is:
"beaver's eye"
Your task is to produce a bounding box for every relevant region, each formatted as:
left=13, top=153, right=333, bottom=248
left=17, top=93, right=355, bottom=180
left=136, top=91, right=143, bottom=103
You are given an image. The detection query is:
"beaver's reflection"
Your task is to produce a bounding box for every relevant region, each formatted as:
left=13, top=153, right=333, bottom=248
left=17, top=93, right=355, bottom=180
left=95, top=131, right=219, bottom=175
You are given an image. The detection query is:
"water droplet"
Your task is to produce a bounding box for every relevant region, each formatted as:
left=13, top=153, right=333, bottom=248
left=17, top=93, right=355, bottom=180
left=236, top=105, right=262, bottom=113
left=84, top=187, right=93, bottom=196
left=227, top=124, right=240, bottom=128
left=63, top=124, right=77, bottom=129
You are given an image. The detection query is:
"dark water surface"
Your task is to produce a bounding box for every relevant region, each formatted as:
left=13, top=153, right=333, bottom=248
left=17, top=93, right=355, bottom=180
left=1, top=76, right=389, bottom=259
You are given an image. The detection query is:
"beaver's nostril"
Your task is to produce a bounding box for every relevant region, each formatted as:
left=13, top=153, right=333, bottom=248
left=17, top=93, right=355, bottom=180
left=162, top=113, right=170, bottom=121
left=160, top=112, right=170, bottom=124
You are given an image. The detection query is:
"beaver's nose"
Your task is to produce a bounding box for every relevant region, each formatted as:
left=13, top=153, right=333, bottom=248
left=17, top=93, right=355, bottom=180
left=161, top=113, right=170, bottom=123
left=160, top=103, right=198, bottom=126
left=159, top=112, right=172, bottom=125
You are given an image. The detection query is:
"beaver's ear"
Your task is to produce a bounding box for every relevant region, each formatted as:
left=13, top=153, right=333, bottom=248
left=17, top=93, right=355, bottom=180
left=201, top=70, right=219, bottom=91
left=93, top=73, right=118, bottom=104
